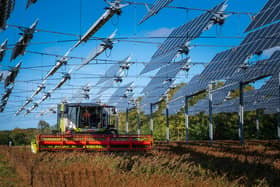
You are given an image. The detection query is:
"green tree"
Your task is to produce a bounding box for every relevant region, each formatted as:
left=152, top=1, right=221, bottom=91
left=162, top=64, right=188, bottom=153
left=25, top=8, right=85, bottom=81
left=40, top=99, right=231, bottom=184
left=38, top=120, right=51, bottom=133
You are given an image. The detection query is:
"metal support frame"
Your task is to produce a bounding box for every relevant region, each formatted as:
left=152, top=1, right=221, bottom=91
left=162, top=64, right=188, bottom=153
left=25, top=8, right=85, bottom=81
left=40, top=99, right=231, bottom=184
left=150, top=103, right=153, bottom=134
left=125, top=108, right=129, bottom=134
left=278, top=72, right=280, bottom=140
left=256, top=109, right=260, bottom=139
left=165, top=94, right=170, bottom=143
left=137, top=100, right=141, bottom=135
left=184, top=96, right=189, bottom=144
left=239, top=82, right=244, bottom=144
left=208, top=83, right=213, bottom=145
left=116, top=112, right=119, bottom=131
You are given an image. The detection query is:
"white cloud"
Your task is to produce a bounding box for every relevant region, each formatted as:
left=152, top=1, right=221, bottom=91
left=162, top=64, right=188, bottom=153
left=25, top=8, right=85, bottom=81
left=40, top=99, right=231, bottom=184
left=145, top=27, right=174, bottom=37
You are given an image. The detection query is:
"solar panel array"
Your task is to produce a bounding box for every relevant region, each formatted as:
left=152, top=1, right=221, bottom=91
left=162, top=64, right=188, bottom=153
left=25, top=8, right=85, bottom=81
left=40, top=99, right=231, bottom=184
left=228, top=51, right=280, bottom=83
left=0, top=40, right=8, bottom=61
left=245, top=0, right=280, bottom=32
left=4, top=62, right=21, bottom=88
left=188, top=98, right=208, bottom=116
left=10, top=19, right=39, bottom=61
left=107, top=82, right=134, bottom=104
left=140, top=1, right=227, bottom=74
left=26, top=0, right=37, bottom=9
left=139, top=0, right=173, bottom=24
left=168, top=18, right=280, bottom=116
left=200, top=49, right=235, bottom=82
left=0, top=62, right=21, bottom=112
left=142, top=59, right=188, bottom=93
left=140, top=59, right=189, bottom=113
left=168, top=96, right=185, bottom=115
left=0, top=0, right=15, bottom=29
left=96, top=56, right=131, bottom=86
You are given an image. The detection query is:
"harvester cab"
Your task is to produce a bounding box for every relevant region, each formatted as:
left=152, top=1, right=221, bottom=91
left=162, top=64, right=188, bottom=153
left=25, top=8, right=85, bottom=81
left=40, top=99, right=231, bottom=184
left=57, top=103, right=118, bottom=135
left=31, top=103, right=153, bottom=153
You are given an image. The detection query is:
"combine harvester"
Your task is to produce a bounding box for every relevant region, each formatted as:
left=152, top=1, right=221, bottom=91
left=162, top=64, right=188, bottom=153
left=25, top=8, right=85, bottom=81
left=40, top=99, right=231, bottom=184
left=31, top=103, right=153, bottom=153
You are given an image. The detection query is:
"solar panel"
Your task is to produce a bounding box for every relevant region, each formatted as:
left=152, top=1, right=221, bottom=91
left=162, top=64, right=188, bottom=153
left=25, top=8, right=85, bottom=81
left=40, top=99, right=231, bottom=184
left=245, top=0, right=280, bottom=32
left=10, top=19, right=39, bottom=61
left=53, top=73, right=71, bottom=91
left=4, top=61, right=21, bottom=88
left=200, top=49, right=235, bottom=82
left=73, top=1, right=127, bottom=48
left=212, top=82, right=239, bottom=105
left=142, top=58, right=189, bottom=94
left=26, top=0, right=37, bottom=9
left=213, top=99, right=238, bottom=114
left=0, top=0, right=15, bottom=29
left=96, top=56, right=131, bottom=85
left=76, top=30, right=117, bottom=71
left=107, top=82, right=133, bottom=104
left=140, top=102, right=159, bottom=115
left=1, top=87, right=12, bottom=101
left=0, top=39, right=7, bottom=61
left=228, top=51, right=280, bottom=83
left=188, top=98, right=208, bottom=116
left=0, top=86, right=13, bottom=112
left=140, top=83, right=171, bottom=109
left=140, top=1, right=227, bottom=74
left=45, top=58, right=68, bottom=79
left=0, top=72, right=3, bottom=81
left=168, top=96, right=184, bottom=115
left=215, top=22, right=280, bottom=80
left=139, top=0, right=173, bottom=24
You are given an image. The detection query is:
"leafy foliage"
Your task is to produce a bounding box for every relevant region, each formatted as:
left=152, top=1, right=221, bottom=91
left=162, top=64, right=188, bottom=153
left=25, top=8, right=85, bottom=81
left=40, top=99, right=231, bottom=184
left=118, top=84, right=279, bottom=141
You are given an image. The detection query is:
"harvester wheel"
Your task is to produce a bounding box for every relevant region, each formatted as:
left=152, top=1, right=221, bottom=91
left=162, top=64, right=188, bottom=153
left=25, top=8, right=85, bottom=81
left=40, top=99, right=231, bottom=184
left=31, top=140, right=39, bottom=154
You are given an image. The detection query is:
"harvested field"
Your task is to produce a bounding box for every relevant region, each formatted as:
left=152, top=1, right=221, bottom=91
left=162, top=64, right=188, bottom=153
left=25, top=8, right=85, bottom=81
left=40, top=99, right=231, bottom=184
left=0, top=140, right=280, bottom=187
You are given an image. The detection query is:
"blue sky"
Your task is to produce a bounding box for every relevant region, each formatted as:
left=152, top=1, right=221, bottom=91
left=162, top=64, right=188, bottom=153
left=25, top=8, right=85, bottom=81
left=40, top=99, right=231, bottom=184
left=0, top=0, right=267, bottom=130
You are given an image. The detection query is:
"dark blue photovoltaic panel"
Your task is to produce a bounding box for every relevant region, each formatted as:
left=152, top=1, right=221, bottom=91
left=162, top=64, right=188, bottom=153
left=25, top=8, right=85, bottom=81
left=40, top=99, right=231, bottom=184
left=139, top=0, right=173, bottom=24
left=188, top=98, right=208, bottom=116
left=200, top=49, right=235, bottom=82
left=217, top=22, right=280, bottom=80
left=245, top=0, right=280, bottom=32
left=168, top=96, right=184, bottom=115
left=228, top=51, right=280, bottom=83
left=96, top=60, right=125, bottom=85
left=142, top=59, right=188, bottom=94
left=213, top=99, right=238, bottom=114
left=140, top=1, right=227, bottom=74
left=107, top=82, right=134, bottom=105
left=96, top=79, right=114, bottom=95
left=212, top=82, right=239, bottom=105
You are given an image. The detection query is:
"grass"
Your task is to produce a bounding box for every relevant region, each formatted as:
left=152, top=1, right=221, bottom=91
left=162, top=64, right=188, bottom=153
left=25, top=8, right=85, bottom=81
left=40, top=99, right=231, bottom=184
left=0, top=140, right=279, bottom=187
left=0, top=148, right=24, bottom=187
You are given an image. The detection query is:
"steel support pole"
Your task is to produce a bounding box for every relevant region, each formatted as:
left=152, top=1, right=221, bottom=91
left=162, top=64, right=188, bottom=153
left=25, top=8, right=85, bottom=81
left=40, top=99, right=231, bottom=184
left=150, top=103, right=153, bottom=134
left=239, top=82, right=244, bottom=144
left=256, top=109, right=260, bottom=139
left=116, top=113, right=119, bottom=131
left=208, top=83, right=213, bottom=145
left=278, top=72, right=280, bottom=140
left=125, top=108, right=129, bottom=134
left=277, top=108, right=280, bottom=140
left=166, top=95, right=170, bottom=143
left=184, top=96, right=189, bottom=144
left=137, top=101, right=141, bottom=135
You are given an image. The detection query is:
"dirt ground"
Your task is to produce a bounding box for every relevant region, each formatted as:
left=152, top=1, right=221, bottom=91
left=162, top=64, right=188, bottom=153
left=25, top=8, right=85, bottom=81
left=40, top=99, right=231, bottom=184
left=0, top=140, right=280, bottom=187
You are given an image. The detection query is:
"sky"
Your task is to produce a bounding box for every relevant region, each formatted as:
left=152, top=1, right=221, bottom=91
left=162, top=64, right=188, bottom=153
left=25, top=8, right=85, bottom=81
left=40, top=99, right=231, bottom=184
left=0, top=0, right=267, bottom=130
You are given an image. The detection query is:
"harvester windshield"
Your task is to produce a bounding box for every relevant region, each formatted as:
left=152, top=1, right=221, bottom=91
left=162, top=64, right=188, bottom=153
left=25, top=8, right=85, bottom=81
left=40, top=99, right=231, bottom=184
left=57, top=103, right=117, bottom=133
